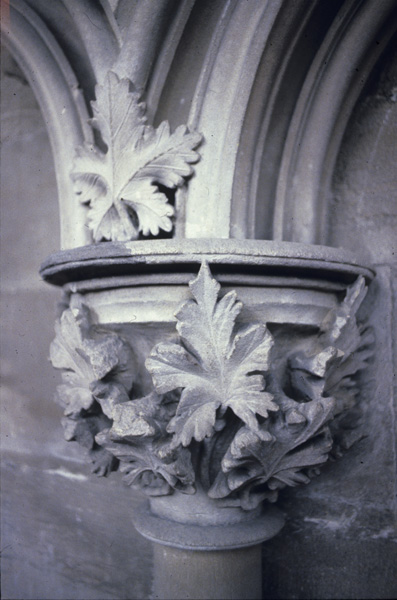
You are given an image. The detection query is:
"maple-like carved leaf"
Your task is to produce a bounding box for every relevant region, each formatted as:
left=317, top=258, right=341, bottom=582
left=50, top=299, right=134, bottom=476
left=50, top=300, right=134, bottom=415
left=98, top=433, right=195, bottom=496
left=288, top=276, right=373, bottom=461
left=289, top=276, right=373, bottom=417
left=121, top=179, right=174, bottom=236
left=96, top=392, right=195, bottom=496
left=71, top=71, right=202, bottom=242
left=209, top=398, right=335, bottom=509
left=146, top=262, right=278, bottom=447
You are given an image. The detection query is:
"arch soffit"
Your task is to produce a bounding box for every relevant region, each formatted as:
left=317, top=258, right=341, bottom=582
left=182, top=0, right=284, bottom=239
left=273, top=0, right=397, bottom=244
left=229, top=0, right=397, bottom=244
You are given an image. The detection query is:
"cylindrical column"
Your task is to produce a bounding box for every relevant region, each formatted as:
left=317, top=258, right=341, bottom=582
left=152, top=544, right=262, bottom=600
left=133, top=499, right=284, bottom=600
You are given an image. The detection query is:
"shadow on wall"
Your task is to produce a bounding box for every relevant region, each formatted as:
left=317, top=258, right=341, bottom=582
left=329, top=40, right=397, bottom=265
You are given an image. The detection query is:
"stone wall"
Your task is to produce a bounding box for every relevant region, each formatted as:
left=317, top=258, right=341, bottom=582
left=0, top=50, right=152, bottom=600
left=262, top=39, right=397, bottom=600
left=1, top=8, right=396, bottom=600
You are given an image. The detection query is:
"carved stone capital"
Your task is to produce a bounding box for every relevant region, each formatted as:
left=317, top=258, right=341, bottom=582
left=50, top=258, right=372, bottom=549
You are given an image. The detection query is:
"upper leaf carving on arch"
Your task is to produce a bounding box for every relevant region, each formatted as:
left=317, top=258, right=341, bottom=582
left=72, top=71, right=202, bottom=242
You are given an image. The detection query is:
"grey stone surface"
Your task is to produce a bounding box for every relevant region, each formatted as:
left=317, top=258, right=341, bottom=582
left=39, top=237, right=375, bottom=286
left=133, top=500, right=284, bottom=551
left=0, top=54, right=152, bottom=599
left=329, top=42, right=397, bottom=266
left=262, top=518, right=397, bottom=600
left=1, top=453, right=152, bottom=600
left=47, top=260, right=371, bottom=551
left=1, top=1, right=397, bottom=599
left=1, top=52, right=63, bottom=459
left=152, top=544, right=262, bottom=600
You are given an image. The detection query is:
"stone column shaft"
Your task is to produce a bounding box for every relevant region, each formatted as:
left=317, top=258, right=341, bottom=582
left=152, top=545, right=262, bottom=600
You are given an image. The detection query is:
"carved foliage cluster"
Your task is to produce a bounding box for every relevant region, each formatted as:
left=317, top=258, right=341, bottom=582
left=207, top=275, right=373, bottom=509
left=50, top=300, right=195, bottom=495
left=146, top=262, right=278, bottom=446
left=50, top=301, right=134, bottom=475
left=96, top=391, right=195, bottom=496
left=72, top=72, right=202, bottom=242
left=51, top=264, right=371, bottom=509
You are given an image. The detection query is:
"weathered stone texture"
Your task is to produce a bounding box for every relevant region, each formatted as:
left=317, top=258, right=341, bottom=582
left=262, top=40, right=397, bottom=600
left=1, top=2, right=397, bottom=599
left=329, top=43, right=397, bottom=265
left=2, top=454, right=152, bottom=600
left=0, top=55, right=152, bottom=599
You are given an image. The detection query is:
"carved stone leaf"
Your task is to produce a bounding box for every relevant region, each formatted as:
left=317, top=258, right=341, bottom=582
left=209, top=398, right=335, bottom=509
left=50, top=300, right=134, bottom=412
left=168, top=387, right=221, bottom=447
left=56, top=381, right=93, bottom=416
left=146, top=262, right=278, bottom=447
left=91, top=71, right=146, bottom=151
left=50, top=299, right=134, bottom=476
left=120, top=447, right=195, bottom=496
left=108, top=391, right=177, bottom=440
left=90, top=381, right=131, bottom=420
left=124, top=441, right=195, bottom=496
left=89, top=447, right=119, bottom=477
left=97, top=429, right=195, bottom=496
left=131, top=122, right=201, bottom=188
left=289, top=276, right=372, bottom=417
left=71, top=71, right=202, bottom=242
left=209, top=277, right=372, bottom=508
left=175, top=261, right=242, bottom=364
left=121, top=179, right=174, bottom=236
left=320, top=275, right=367, bottom=351
left=73, top=162, right=136, bottom=242
left=94, top=391, right=195, bottom=496
left=96, top=432, right=173, bottom=495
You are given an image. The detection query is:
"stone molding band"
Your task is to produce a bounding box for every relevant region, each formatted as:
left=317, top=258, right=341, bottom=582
left=40, top=239, right=375, bottom=286
left=132, top=501, right=285, bottom=551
